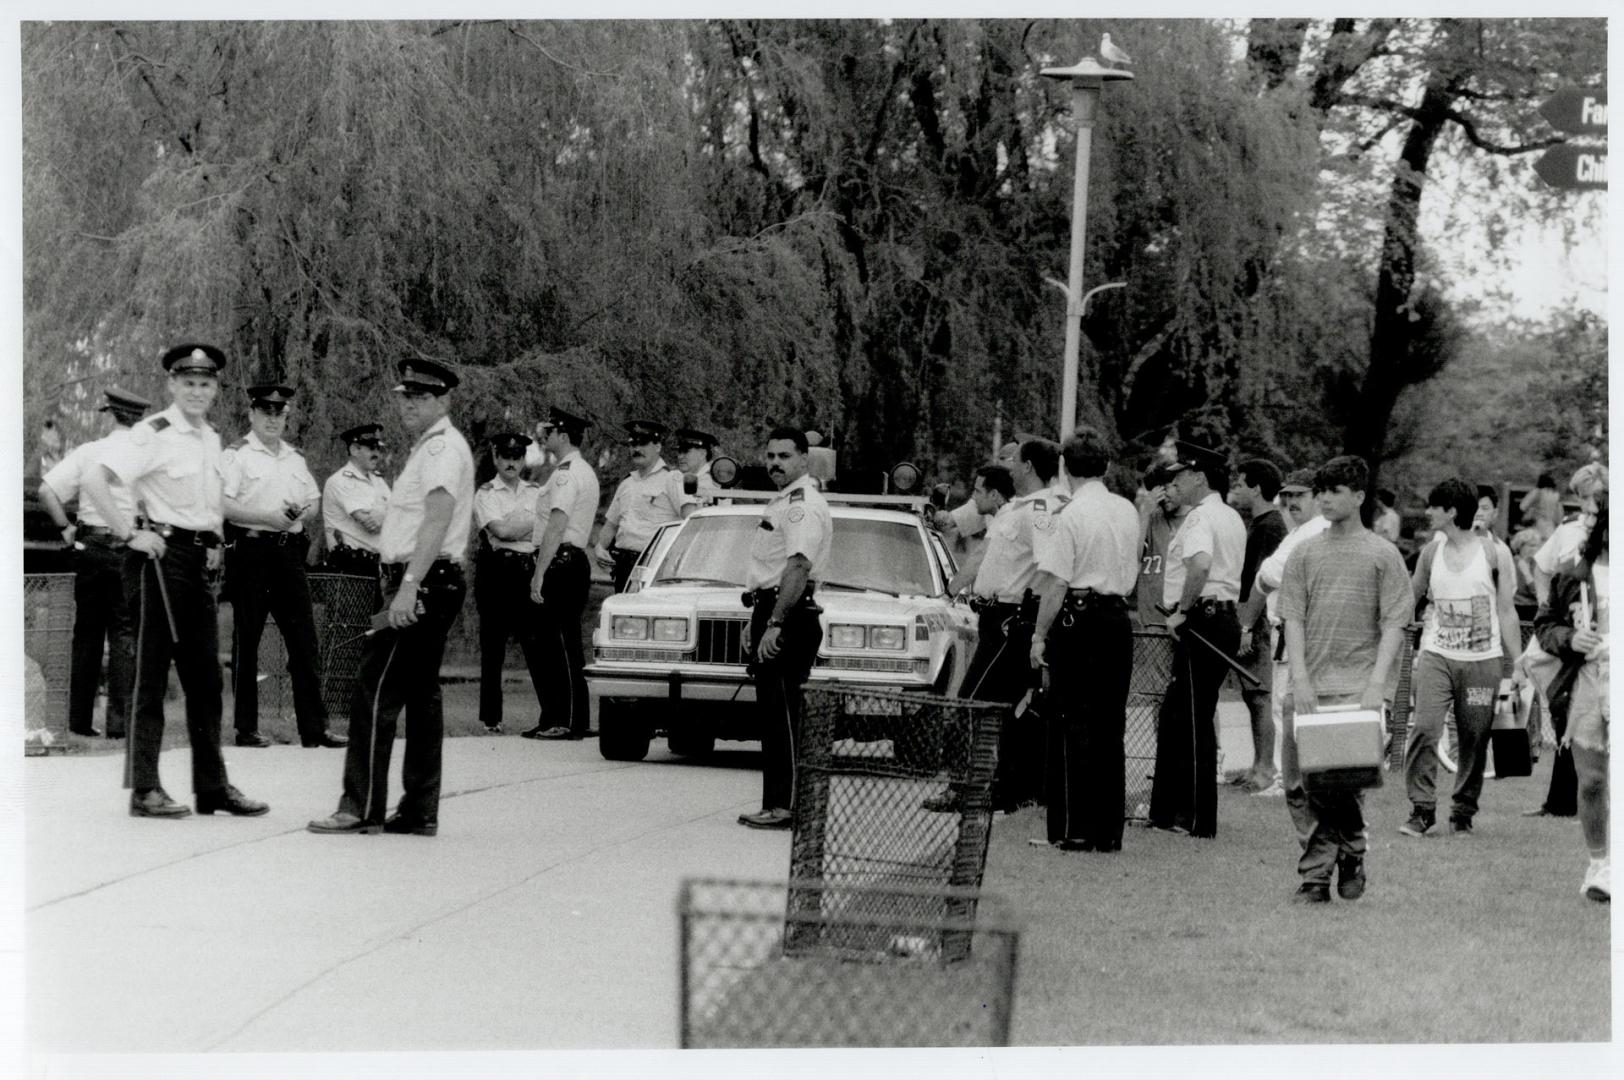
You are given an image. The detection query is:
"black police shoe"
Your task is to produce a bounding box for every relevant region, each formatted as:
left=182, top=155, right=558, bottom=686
left=383, top=814, right=438, bottom=837
left=130, top=788, right=192, bottom=819
left=302, top=730, right=349, bottom=748
left=1292, top=882, right=1331, bottom=904
left=235, top=732, right=273, bottom=748
left=196, top=785, right=270, bottom=816
left=307, top=811, right=382, bottom=835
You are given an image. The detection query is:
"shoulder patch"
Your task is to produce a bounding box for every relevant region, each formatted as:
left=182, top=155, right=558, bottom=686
left=789, top=488, right=805, bottom=502
left=788, top=506, right=806, bottom=523
left=148, top=416, right=171, bottom=433
left=553, top=470, right=573, bottom=488
left=428, top=440, right=445, bottom=456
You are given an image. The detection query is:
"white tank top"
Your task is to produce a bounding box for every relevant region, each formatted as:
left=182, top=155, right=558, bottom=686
left=1420, top=539, right=1502, bottom=661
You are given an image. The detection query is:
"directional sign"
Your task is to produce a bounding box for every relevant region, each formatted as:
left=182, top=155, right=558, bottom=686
left=1534, top=143, right=1607, bottom=191
left=1539, top=88, right=1607, bottom=135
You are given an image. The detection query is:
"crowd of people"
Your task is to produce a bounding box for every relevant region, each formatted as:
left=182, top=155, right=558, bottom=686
left=36, top=346, right=1610, bottom=900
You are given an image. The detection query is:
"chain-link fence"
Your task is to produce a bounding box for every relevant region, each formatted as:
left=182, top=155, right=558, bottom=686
left=23, top=574, right=76, bottom=739
left=250, top=572, right=379, bottom=722
left=1126, top=629, right=1174, bottom=819
left=679, top=877, right=1019, bottom=1048
left=793, top=687, right=1007, bottom=919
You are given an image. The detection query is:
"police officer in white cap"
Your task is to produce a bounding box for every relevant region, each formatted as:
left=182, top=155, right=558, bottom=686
left=81, top=344, right=268, bottom=819
left=221, top=383, right=345, bottom=749
left=323, top=422, right=391, bottom=580
left=308, top=358, right=474, bottom=836
left=596, top=418, right=696, bottom=592
left=474, top=432, right=546, bottom=733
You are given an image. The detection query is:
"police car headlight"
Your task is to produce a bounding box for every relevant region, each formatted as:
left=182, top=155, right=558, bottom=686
left=611, top=616, right=650, bottom=641
left=830, top=625, right=866, bottom=649
left=652, top=618, right=689, bottom=642
left=868, top=626, right=908, bottom=651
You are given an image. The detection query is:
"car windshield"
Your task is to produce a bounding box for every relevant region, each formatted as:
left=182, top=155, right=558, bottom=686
left=652, top=514, right=938, bottom=596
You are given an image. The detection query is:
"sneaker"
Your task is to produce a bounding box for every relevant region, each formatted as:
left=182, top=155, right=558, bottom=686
left=1448, top=816, right=1473, bottom=836
left=1581, top=858, right=1610, bottom=902
left=1292, top=882, right=1331, bottom=904
left=1398, top=810, right=1434, bottom=837
left=1250, top=779, right=1285, bottom=798
left=1336, top=855, right=1367, bottom=901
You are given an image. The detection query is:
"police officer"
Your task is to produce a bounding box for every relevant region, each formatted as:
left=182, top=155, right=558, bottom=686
left=39, top=387, right=151, bottom=738
left=1028, top=428, right=1140, bottom=851
left=738, top=426, right=831, bottom=830
left=595, top=419, right=696, bottom=592
left=308, top=358, right=474, bottom=836
left=221, top=384, right=346, bottom=749
left=474, top=432, right=546, bottom=734
left=674, top=427, right=722, bottom=503
left=322, top=422, right=391, bottom=580
left=525, top=407, right=600, bottom=740
left=1147, top=438, right=1247, bottom=839
left=80, top=344, right=268, bottom=819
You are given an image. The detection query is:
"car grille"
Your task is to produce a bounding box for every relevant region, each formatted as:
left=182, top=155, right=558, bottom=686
left=816, top=656, right=928, bottom=675
left=695, top=617, right=750, bottom=665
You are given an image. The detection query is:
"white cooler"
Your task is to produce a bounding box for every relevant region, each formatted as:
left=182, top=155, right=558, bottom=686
left=1294, top=704, right=1385, bottom=791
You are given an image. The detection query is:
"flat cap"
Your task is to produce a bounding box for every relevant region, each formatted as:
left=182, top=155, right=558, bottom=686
left=1279, top=468, right=1316, bottom=494
left=393, top=358, right=460, bottom=395
left=1164, top=438, right=1227, bottom=475
left=340, top=423, right=385, bottom=447
left=161, top=344, right=226, bottom=375
left=489, top=432, right=532, bottom=457
left=98, top=387, right=151, bottom=416
left=673, top=427, right=718, bottom=452
left=247, top=384, right=296, bottom=408
left=542, top=406, right=590, bottom=438
left=622, top=419, right=668, bottom=445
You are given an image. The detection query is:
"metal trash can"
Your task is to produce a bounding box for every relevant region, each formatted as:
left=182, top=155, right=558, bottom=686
left=1126, top=629, right=1173, bottom=819
left=678, top=877, right=1019, bottom=1048
left=249, top=573, right=378, bottom=722
left=23, top=573, right=77, bottom=738
left=793, top=686, right=1007, bottom=908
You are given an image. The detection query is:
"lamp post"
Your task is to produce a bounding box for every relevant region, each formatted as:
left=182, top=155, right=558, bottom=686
left=1040, top=55, right=1133, bottom=441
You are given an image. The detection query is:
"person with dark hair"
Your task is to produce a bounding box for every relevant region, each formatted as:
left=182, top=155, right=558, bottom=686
left=472, top=433, right=545, bottom=734
left=308, top=358, right=474, bottom=836
left=322, top=423, right=391, bottom=582
left=596, top=419, right=696, bottom=592
left=1147, top=439, right=1246, bottom=837
left=39, top=387, right=152, bottom=738
left=1521, top=471, right=1562, bottom=541
left=1534, top=494, right=1609, bottom=901
left=1029, top=427, right=1139, bottom=851
left=1401, top=477, right=1522, bottom=837
left=1133, top=462, right=1190, bottom=629
left=1228, top=457, right=1289, bottom=792
left=1473, top=485, right=1504, bottom=541
left=1373, top=487, right=1402, bottom=545
left=737, top=425, right=831, bottom=829
left=1277, top=455, right=1411, bottom=902
left=81, top=344, right=268, bottom=819
left=938, top=440, right=1022, bottom=593
left=524, top=407, right=600, bottom=741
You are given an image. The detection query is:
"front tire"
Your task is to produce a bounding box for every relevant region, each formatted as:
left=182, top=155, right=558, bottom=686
left=598, top=699, right=651, bottom=761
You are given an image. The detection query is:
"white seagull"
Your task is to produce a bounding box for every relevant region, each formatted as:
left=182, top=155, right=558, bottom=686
left=1100, top=33, right=1133, bottom=66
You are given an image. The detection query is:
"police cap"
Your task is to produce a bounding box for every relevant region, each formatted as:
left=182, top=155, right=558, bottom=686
left=1164, top=438, right=1227, bottom=476
left=673, top=427, right=718, bottom=453
left=247, top=384, right=296, bottom=411
left=98, top=387, right=152, bottom=418
left=393, top=358, right=460, bottom=395
left=161, top=344, right=226, bottom=376
left=542, top=406, right=590, bottom=440
left=622, top=419, right=667, bottom=446
left=490, top=432, right=532, bottom=458
left=340, top=423, right=385, bottom=448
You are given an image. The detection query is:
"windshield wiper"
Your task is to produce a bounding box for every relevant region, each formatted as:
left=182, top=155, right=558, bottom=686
left=652, top=576, right=740, bottom=587
left=818, top=578, right=900, bottom=597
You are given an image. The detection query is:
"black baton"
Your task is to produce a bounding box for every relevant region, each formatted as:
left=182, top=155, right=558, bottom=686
left=1158, top=604, right=1262, bottom=689
left=135, top=501, right=179, bottom=643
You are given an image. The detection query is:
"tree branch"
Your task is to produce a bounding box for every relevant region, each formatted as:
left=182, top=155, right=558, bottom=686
left=1443, top=107, right=1566, bottom=155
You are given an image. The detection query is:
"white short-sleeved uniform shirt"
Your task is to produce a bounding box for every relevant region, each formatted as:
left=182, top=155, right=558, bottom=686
left=1034, top=478, right=1139, bottom=595
left=475, top=477, right=543, bottom=553
left=532, top=448, right=600, bottom=550
left=976, top=489, right=1065, bottom=603
left=692, top=462, right=721, bottom=503
left=322, top=464, right=391, bottom=552
left=377, top=415, right=475, bottom=563
left=1164, top=490, right=1247, bottom=606
left=1535, top=518, right=1589, bottom=578
left=219, top=430, right=321, bottom=534
left=746, top=474, right=832, bottom=591
left=98, top=402, right=224, bottom=532
left=605, top=460, right=695, bottom=552
left=43, top=429, right=137, bottom=528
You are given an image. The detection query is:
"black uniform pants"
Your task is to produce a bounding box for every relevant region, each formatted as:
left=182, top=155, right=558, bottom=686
left=961, top=604, right=1039, bottom=810
left=70, top=535, right=135, bottom=736
left=1540, top=703, right=1578, bottom=815
left=226, top=534, right=328, bottom=741
left=1148, top=603, right=1241, bottom=838
left=338, top=562, right=465, bottom=825
left=608, top=546, right=640, bottom=594
left=122, top=542, right=229, bottom=795
left=475, top=550, right=547, bottom=728
left=1045, top=599, right=1132, bottom=849
left=748, top=590, right=822, bottom=813
left=536, top=546, right=591, bottom=735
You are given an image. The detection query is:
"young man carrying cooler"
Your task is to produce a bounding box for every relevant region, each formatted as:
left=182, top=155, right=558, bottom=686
left=1277, top=456, right=1411, bottom=902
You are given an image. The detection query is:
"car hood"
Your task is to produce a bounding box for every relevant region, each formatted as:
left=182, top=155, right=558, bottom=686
left=604, top=584, right=950, bottom=619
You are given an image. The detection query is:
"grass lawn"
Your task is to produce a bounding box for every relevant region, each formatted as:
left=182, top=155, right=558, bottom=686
left=982, top=760, right=1610, bottom=1046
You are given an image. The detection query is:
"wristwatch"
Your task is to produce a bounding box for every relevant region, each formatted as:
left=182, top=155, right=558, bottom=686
left=767, top=617, right=784, bottom=629
left=402, top=571, right=418, bottom=585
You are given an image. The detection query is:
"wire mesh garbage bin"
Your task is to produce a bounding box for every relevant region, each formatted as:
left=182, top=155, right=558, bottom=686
left=249, top=572, right=378, bottom=722
left=792, top=686, right=1007, bottom=903
left=1126, top=629, right=1174, bottom=820
left=23, top=573, right=77, bottom=738
left=679, top=877, right=1020, bottom=1048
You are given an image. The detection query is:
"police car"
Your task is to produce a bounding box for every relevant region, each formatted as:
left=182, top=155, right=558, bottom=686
left=585, top=491, right=978, bottom=761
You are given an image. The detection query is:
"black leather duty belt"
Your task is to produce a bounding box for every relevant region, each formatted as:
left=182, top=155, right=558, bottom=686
left=381, top=559, right=461, bottom=588
left=742, top=583, right=818, bottom=608
left=148, top=522, right=223, bottom=548
left=226, top=524, right=308, bottom=547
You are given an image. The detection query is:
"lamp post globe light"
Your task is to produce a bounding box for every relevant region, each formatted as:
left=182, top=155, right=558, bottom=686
left=1040, top=52, right=1133, bottom=440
